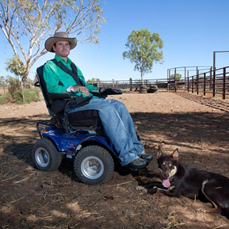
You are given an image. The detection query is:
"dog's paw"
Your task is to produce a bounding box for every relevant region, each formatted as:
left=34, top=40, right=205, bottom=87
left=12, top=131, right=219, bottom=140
left=135, top=186, right=147, bottom=193
left=168, top=185, right=175, bottom=191
left=197, top=208, right=206, bottom=213
left=147, top=186, right=158, bottom=194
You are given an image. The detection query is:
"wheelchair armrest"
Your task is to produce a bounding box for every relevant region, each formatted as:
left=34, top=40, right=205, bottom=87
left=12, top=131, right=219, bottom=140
left=90, top=90, right=100, bottom=97
left=89, top=90, right=106, bottom=99
left=91, top=88, right=123, bottom=96
left=100, top=88, right=123, bottom=95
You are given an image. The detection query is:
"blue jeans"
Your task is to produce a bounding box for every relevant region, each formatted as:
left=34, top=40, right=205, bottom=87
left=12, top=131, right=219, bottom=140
left=68, top=98, right=144, bottom=165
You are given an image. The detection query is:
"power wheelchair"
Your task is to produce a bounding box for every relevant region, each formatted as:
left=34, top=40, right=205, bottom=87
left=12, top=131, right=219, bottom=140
left=32, top=64, right=124, bottom=185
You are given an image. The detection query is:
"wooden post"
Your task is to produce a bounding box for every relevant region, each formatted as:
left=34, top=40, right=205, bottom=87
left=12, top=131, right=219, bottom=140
left=223, top=67, right=226, bottom=99
left=174, top=68, right=177, bottom=92
left=196, top=70, right=199, bottom=95
left=192, top=76, right=194, bottom=93
left=210, top=67, right=212, bottom=90
left=204, top=73, right=206, bottom=96
left=187, top=77, right=189, bottom=92
left=213, top=68, right=216, bottom=97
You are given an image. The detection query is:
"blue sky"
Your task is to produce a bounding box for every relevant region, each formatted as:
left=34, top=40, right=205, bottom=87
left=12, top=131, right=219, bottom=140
left=1, top=0, right=229, bottom=81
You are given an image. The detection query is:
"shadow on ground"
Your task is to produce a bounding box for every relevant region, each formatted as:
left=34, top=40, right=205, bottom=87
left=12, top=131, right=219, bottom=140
left=0, top=109, right=229, bottom=228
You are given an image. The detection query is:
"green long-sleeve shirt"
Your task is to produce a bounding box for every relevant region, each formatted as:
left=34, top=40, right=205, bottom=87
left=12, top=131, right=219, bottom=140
left=43, top=55, right=99, bottom=98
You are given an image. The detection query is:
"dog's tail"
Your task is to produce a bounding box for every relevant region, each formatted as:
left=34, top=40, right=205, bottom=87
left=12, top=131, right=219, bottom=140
left=222, top=208, right=229, bottom=219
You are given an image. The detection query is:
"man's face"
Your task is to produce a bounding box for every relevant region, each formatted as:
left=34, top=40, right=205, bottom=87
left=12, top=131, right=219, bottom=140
left=53, top=41, right=70, bottom=58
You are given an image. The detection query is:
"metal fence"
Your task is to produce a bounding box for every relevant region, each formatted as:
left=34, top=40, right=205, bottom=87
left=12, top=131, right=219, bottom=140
left=1, top=66, right=229, bottom=99
left=97, top=78, right=169, bottom=92
left=186, top=66, right=229, bottom=99
left=98, top=66, right=229, bottom=99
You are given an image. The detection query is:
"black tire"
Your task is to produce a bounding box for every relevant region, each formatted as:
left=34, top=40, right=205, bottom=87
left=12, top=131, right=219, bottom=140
left=32, top=138, right=62, bottom=171
left=74, top=145, right=114, bottom=185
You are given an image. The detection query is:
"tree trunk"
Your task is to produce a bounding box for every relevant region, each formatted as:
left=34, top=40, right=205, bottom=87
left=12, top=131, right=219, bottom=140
left=141, top=71, right=144, bottom=85
left=20, top=80, right=25, bottom=103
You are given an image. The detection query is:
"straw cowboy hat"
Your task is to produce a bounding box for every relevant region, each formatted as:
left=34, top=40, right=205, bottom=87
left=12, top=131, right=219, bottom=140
left=45, top=32, right=77, bottom=52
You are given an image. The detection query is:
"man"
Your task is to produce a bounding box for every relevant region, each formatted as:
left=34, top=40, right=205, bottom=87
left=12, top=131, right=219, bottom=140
left=43, top=32, right=153, bottom=170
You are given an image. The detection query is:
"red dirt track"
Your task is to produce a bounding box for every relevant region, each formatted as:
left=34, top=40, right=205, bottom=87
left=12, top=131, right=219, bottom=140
left=0, top=91, right=229, bottom=228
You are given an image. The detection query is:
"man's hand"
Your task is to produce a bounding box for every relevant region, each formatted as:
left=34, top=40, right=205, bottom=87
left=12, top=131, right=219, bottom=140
left=67, top=85, right=90, bottom=96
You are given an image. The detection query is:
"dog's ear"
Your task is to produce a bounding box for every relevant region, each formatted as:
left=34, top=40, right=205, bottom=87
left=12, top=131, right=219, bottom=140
left=156, top=143, right=164, bottom=159
left=171, top=148, right=179, bottom=161
left=157, top=150, right=163, bottom=159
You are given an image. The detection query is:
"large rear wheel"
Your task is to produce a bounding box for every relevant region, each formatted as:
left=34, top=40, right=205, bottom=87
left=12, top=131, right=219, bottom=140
left=74, top=145, right=114, bottom=185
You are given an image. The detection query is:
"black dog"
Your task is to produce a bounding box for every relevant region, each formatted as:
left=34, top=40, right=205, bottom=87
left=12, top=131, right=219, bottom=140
left=137, top=147, right=229, bottom=219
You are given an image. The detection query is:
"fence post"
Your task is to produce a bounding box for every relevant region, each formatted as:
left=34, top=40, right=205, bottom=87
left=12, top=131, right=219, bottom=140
left=130, top=78, right=132, bottom=91
left=210, top=67, right=212, bottom=90
left=204, top=73, right=206, bottom=96
left=223, top=67, right=226, bottom=99
left=174, top=68, right=177, bottom=92
left=196, top=70, right=199, bottom=95
left=186, top=71, right=189, bottom=91
left=192, top=76, right=194, bottom=93
left=187, top=77, right=189, bottom=92
left=213, top=68, right=216, bottom=97
left=184, top=67, right=186, bottom=83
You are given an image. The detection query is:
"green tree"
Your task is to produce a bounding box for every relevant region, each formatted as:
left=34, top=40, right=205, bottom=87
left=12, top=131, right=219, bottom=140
left=170, top=73, right=182, bottom=81
left=0, top=76, right=6, bottom=85
left=122, top=29, right=163, bottom=84
left=0, top=76, right=7, bottom=94
left=6, top=75, right=20, bottom=97
left=0, top=0, right=106, bottom=81
left=87, top=77, right=97, bottom=84
left=5, top=55, right=27, bottom=102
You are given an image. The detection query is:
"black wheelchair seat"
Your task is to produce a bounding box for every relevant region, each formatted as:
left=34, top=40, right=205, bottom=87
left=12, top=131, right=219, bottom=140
left=35, top=65, right=101, bottom=132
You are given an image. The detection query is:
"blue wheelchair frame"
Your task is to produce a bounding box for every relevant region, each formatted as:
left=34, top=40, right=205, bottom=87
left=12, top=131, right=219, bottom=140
left=36, top=120, right=118, bottom=160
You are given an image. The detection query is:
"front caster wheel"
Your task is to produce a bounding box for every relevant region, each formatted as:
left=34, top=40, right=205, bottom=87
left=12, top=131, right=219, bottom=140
left=32, top=138, right=62, bottom=171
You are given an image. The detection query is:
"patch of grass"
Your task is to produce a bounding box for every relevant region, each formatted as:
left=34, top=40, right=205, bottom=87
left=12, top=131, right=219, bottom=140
left=13, top=88, right=41, bottom=104
left=0, top=88, right=41, bottom=104
left=0, top=92, right=12, bottom=104
left=166, top=210, right=186, bottom=228
left=211, top=96, right=229, bottom=101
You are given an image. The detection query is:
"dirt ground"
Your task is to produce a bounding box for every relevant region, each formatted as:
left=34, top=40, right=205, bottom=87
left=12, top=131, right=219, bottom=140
left=1, top=91, right=229, bottom=229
